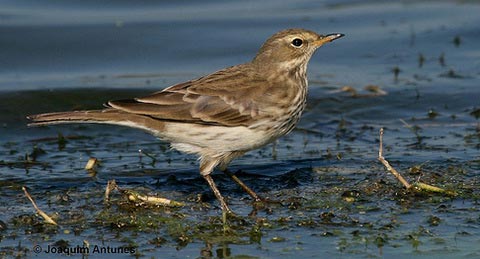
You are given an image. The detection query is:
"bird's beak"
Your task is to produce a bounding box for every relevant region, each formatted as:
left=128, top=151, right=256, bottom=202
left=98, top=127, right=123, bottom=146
left=315, top=33, right=345, bottom=46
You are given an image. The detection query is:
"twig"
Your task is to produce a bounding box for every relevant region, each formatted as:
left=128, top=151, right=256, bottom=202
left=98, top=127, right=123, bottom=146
left=22, top=186, right=58, bottom=225
left=105, top=179, right=117, bottom=202
left=104, top=179, right=184, bottom=207
left=377, top=128, right=455, bottom=196
left=123, top=189, right=185, bottom=207
left=378, top=128, right=411, bottom=189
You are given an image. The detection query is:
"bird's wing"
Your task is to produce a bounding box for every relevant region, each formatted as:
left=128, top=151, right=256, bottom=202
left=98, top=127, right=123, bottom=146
left=108, top=64, right=272, bottom=127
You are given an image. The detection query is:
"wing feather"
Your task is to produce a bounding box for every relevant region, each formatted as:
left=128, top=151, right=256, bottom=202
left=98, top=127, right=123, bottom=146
left=108, top=64, right=271, bottom=127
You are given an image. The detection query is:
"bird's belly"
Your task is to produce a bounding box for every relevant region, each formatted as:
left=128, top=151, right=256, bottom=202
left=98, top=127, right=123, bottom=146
left=159, top=123, right=275, bottom=152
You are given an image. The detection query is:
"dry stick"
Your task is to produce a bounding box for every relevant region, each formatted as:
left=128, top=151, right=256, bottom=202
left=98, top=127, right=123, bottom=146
left=22, top=186, right=58, bottom=225
left=104, top=179, right=184, bottom=207
left=378, top=128, right=411, bottom=189
left=377, top=128, right=455, bottom=196
left=105, top=179, right=118, bottom=202
left=124, top=189, right=185, bottom=207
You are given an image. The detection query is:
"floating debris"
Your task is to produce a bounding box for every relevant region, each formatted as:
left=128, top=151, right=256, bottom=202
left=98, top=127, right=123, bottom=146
left=85, top=157, right=99, bottom=171
left=28, top=145, right=46, bottom=162
left=452, top=35, right=461, bottom=47
left=392, top=66, right=401, bottom=83
left=469, top=107, right=480, bottom=120
left=427, top=109, right=439, bottom=119
left=57, top=132, right=67, bottom=150
left=439, top=53, right=446, bottom=67
left=418, top=53, right=425, bottom=68
left=364, top=85, right=387, bottom=96
left=439, top=69, right=469, bottom=79
left=340, top=85, right=357, bottom=96
left=337, top=85, right=387, bottom=98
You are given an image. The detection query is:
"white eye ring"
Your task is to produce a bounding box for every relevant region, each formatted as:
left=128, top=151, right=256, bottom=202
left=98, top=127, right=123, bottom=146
left=291, top=38, right=303, bottom=47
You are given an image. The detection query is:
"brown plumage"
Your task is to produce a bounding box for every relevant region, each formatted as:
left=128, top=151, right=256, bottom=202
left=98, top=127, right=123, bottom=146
left=28, top=28, right=344, bottom=214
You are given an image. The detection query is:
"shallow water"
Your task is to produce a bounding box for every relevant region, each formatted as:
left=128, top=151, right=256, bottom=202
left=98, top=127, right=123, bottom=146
left=1, top=1, right=479, bottom=258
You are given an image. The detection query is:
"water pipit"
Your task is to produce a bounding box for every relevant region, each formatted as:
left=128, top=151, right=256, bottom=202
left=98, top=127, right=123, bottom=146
left=28, top=28, right=344, bottom=214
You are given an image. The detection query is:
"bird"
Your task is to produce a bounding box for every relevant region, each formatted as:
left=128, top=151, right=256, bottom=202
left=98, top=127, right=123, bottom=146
left=28, top=28, right=344, bottom=214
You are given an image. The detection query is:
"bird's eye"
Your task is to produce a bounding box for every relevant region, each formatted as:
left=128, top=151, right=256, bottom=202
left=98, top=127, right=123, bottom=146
left=291, top=38, right=303, bottom=47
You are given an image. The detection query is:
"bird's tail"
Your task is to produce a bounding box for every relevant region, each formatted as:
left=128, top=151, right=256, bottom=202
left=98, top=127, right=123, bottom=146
left=27, top=109, right=165, bottom=134
left=28, top=109, right=124, bottom=126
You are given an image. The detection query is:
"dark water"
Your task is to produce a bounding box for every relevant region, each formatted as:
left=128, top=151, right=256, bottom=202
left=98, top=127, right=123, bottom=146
left=1, top=1, right=479, bottom=258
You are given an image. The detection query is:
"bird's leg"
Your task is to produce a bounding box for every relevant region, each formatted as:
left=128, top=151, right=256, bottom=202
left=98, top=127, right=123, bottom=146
left=200, top=157, right=233, bottom=214
left=203, top=174, right=233, bottom=214
left=223, top=169, right=262, bottom=202
left=218, top=152, right=262, bottom=202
